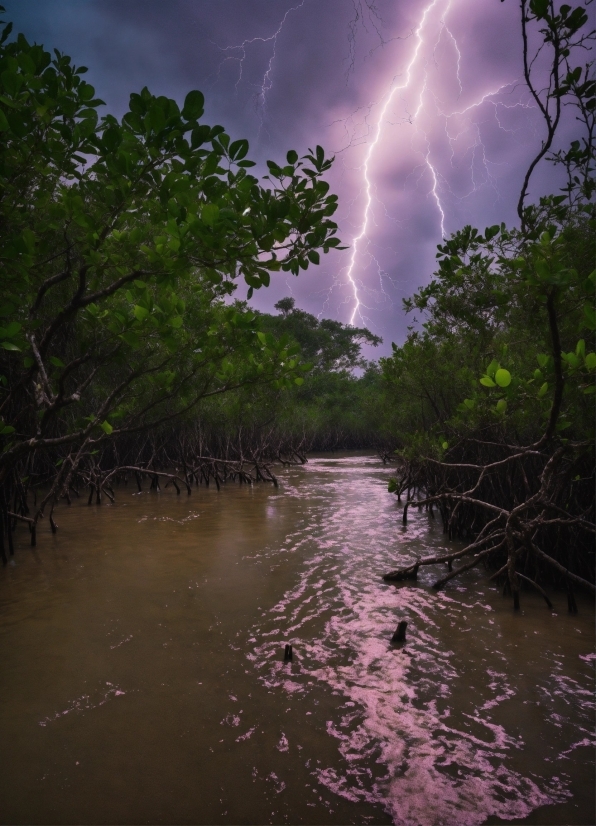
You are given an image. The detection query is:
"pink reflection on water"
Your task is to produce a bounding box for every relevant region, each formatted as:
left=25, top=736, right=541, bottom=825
left=39, top=682, right=126, bottom=727
left=235, top=726, right=256, bottom=742
left=244, top=457, right=592, bottom=824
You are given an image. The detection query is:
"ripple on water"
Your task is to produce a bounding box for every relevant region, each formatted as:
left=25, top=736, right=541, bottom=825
left=244, top=456, right=593, bottom=825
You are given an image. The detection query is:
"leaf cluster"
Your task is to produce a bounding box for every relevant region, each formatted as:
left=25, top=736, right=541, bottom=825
left=0, top=14, right=343, bottom=476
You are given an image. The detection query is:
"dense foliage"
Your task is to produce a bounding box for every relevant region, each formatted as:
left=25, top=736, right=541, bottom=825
left=381, top=0, right=595, bottom=602
left=0, top=9, right=344, bottom=511
left=257, top=298, right=385, bottom=450
left=382, top=215, right=595, bottom=450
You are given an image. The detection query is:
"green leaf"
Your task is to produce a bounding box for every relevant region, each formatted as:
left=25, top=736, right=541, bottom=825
left=182, top=90, right=205, bottom=121
left=229, top=138, right=249, bottom=161
left=463, top=398, right=475, bottom=409
left=102, top=126, right=121, bottom=151
left=79, top=81, right=96, bottom=101
left=286, top=150, right=298, bottom=165
left=1, top=341, right=20, bottom=351
left=486, top=359, right=499, bottom=378
left=1, top=321, right=21, bottom=337
left=441, top=441, right=449, bottom=450
left=538, top=382, right=548, bottom=397
left=1, top=425, right=15, bottom=434
left=294, top=377, right=304, bottom=385
left=191, top=125, right=210, bottom=148
left=146, top=100, right=166, bottom=133
left=496, top=399, right=507, bottom=413
left=100, top=420, right=113, bottom=435
left=0, top=22, right=13, bottom=46
left=217, top=133, right=230, bottom=151
left=536, top=354, right=548, bottom=368
left=120, top=331, right=140, bottom=348
left=585, top=352, right=596, bottom=370
left=480, top=376, right=496, bottom=387
left=134, top=305, right=149, bottom=321
left=494, top=368, right=511, bottom=388
left=202, top=203, right=219, bottom=226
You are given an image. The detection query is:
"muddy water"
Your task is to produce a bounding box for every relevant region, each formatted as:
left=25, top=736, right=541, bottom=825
left=0, top=454, right=594, bottom=826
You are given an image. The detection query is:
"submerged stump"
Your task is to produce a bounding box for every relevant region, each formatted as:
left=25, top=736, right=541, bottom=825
left=391, top=621, right=408, bottom=643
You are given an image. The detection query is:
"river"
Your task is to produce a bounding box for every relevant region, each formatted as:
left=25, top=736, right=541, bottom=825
left=0, top=454, right=594, bottom=825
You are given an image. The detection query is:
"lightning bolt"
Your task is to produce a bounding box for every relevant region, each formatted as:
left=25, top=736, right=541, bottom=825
left=345, top=0, right=445, bottom=325
left=215, top=0, right=306, bottom=128
left=438, top=87, right=534, bottom=208
left=208, top=0, right=535, bottom=332
left=438, top=19, right=462, bottom=99
left=342, top=0, right=532, bottom=326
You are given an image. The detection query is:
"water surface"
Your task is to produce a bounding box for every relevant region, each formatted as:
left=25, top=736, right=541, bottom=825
left=0, top=454, right=594, bottom=824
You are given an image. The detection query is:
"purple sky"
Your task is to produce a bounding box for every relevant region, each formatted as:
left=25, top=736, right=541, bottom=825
left=7, top=1, right=582, bottom=354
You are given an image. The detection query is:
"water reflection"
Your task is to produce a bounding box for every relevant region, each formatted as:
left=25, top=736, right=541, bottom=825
left=0, top=453, right=593, bottom=825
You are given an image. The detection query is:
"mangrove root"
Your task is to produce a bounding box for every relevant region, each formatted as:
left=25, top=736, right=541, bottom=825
left=383, top=561, right=420, bottom=582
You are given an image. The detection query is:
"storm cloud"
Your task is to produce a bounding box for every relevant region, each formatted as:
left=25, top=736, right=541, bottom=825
left=6, top=1, right=581, bottom=354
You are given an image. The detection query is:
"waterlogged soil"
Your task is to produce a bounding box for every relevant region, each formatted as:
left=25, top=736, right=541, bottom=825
left=0, top=454, right=594, bottom=825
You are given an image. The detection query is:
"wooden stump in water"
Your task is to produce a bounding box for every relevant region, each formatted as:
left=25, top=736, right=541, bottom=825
left=284, top=644, right=293, bottom=662
left=391, top=621, right=408, bottom=643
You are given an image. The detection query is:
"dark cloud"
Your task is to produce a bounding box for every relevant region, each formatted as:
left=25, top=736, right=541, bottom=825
left=6, top=0, right=585, bottom=353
